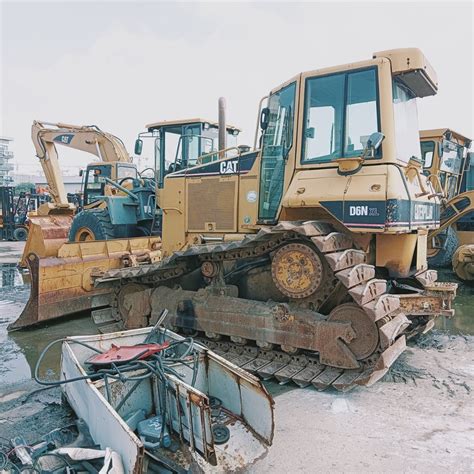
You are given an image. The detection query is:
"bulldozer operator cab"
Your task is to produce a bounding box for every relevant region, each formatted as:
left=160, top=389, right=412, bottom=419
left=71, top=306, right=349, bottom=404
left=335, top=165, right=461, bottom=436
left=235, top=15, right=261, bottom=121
left=420, top=129, right=472, bottom=201
left=134, top=119, right=240, bottom=188
left=81, top=162, right=139, bottom=206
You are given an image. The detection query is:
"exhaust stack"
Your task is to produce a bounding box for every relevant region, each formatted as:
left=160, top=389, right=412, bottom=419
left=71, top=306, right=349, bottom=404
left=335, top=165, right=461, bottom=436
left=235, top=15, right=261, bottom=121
left=218, top=97, right=226, bottom=158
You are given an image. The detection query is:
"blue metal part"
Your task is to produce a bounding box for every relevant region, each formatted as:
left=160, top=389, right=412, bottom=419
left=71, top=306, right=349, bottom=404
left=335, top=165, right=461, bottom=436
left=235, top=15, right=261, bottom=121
left=102, top=177, right=156, bottom=230
left=137, top=415, right=171, bottom=449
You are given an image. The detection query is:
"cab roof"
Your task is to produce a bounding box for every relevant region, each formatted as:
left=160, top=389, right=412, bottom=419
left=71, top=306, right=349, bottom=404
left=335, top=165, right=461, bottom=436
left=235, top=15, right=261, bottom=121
left=420, top=128, right=472, bottom=144
left=270, top=48, right=437, bottom=98
left=146, top=118, right=241, bottom=133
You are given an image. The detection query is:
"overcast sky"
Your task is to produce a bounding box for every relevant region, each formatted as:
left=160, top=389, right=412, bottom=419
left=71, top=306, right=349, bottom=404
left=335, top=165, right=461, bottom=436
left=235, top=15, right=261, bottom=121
left=1, top=0, right=473, bottom=176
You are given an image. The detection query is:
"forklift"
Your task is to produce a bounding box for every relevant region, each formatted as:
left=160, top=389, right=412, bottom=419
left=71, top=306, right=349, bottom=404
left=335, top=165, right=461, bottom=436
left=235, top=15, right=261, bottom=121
left=0, top=186, right=31, bottom=241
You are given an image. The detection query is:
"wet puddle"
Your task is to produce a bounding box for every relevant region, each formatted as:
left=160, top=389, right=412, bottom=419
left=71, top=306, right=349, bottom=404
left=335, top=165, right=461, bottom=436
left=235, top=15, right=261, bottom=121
left=435, top=269, right=474, bottom=334
left=0, top=264, right=473, bottom=388
left=0, top=264, right=98, bottom=386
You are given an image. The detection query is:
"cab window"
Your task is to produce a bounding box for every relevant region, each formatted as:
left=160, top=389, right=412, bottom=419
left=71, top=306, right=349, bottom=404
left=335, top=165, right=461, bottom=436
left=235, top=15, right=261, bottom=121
left=302, top=68, right=379, bottom=163
left=84, top=166, right=111, bottom=205
left=420, top=141, right=435, bottom=168
left=117, top=165, right=137, bottom=180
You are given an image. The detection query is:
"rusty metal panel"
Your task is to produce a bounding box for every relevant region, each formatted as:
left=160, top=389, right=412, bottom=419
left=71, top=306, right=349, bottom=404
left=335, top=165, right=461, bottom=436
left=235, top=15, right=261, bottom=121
left=207, top=353, right=274, bottom=445
left=61, top=327, right=274, bottom=471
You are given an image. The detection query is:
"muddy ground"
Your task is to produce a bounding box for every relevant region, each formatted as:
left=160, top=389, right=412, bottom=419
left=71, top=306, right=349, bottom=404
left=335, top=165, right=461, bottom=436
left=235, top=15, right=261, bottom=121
left=0, top=241, right=473, bottom=472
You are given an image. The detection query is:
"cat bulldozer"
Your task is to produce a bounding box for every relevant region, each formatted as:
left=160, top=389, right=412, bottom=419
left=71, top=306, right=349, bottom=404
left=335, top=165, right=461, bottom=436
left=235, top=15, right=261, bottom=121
left=20, top=121, right=144, bottom=267
left=13, top=48, right=457, bottom=391
left=11, top=117, right=241, bottom=329
left=421, top=129, right=474, bottom=278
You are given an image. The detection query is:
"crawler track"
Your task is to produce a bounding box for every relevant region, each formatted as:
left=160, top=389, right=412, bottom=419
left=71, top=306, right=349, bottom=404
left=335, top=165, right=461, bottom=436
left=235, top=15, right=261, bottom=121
left=95, top=220, right=453, bottom=391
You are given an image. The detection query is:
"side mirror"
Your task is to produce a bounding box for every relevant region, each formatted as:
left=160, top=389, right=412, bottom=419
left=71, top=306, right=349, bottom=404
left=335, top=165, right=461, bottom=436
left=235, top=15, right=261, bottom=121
left=79, top=169, right=83, bottom=177
left=134, top=138, right=143, bottom=155
left=260, top=107, right=270, bottom=131
left=367, top=132, right=384, bottom=151
left=305, top=127, right=315, bottom=139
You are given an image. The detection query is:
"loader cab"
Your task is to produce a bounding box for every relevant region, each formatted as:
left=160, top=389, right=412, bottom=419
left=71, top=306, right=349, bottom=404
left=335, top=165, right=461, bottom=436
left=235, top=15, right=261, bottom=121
left=420, top=129, right=472, bottom=200
left=81, top=162, right=138, bottom=206
left=135, top=119, right=240, bottom=189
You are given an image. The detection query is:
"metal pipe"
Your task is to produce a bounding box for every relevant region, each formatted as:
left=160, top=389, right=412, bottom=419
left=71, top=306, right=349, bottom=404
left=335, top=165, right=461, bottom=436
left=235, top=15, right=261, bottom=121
left=218, top=97, right=226, bottom=158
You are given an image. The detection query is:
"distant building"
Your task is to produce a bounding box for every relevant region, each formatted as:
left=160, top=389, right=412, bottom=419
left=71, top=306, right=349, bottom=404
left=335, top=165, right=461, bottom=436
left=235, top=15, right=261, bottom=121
left=0, top=137, right=14, bottom=186
left=11, top=172, right=83, bottom=194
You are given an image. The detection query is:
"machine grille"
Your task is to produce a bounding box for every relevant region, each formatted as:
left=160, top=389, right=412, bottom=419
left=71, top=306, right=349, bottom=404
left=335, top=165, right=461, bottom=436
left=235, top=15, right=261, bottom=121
left=187, top=178, right=236, bottom=231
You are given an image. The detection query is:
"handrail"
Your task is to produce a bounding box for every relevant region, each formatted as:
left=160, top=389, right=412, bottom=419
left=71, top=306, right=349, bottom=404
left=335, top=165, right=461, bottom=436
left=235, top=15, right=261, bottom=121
left=406, top=165, right=431, bottom=197
left=161, top=207, right=183, bottom=215
left=196, top=146, right=242, bottom=165
left=427, top=173, right=446, bottom=199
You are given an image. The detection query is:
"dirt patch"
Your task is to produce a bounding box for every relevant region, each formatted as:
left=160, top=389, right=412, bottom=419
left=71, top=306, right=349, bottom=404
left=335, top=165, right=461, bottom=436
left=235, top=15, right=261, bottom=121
left=252, top=334, right=474, bottom=473
left=0, top=380, right=75, bottom=444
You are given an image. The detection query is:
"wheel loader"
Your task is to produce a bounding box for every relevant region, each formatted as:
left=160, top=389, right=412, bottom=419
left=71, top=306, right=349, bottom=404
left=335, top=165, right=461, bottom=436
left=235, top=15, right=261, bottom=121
left=421, top=129, right=474, bottom=278
left=20, top=121, right=146, bottom=267
left=13, top=48, right=458, bottom=391
left=65, top=116, right=242, bottom=243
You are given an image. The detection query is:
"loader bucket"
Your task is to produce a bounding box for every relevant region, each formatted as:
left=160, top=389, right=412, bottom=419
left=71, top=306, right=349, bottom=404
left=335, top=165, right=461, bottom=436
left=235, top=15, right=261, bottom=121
left=9, top=236, right=161, bottom=330
left=19, top=215, right=74, bottom=268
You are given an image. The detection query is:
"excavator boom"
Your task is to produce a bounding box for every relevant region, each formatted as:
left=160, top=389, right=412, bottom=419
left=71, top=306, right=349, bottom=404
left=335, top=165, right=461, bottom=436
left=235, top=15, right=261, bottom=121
left=31, top=120, right=131, bottom=208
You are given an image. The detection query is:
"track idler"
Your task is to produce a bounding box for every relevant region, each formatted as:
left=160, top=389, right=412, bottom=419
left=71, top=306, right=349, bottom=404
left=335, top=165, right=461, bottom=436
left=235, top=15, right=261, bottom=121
left=122, top=285, right=379, bottom=370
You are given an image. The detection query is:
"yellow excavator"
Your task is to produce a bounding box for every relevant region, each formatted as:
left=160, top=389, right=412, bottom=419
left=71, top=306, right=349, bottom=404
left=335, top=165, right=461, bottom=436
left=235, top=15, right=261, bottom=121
left=13, top=48, right=457, bottom=392
left=421, top=129, right=474, bottom=278
left=20, top=121, right=141, bottom=266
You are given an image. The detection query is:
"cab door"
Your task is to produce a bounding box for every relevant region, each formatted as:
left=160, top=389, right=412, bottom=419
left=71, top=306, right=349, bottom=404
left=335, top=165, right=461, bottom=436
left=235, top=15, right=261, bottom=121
left=258, top=82, right=297, bottom=223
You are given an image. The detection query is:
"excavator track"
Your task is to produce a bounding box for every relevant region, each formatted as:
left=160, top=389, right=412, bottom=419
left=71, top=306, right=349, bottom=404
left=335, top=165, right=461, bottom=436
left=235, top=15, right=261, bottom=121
left=94, top=220, right=456, bottom=391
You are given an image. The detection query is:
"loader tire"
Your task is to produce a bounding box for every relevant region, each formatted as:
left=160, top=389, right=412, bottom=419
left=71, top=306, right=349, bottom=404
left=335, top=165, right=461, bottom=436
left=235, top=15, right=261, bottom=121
left=13, top=226, right=28, bottom=241
left=69, top=209, right=115, bottom=242
left=428, top=226, right=459, bottom=268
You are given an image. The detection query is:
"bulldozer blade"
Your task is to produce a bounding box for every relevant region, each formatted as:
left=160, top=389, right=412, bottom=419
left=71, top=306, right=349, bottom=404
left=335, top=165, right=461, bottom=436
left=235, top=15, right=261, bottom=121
left=9, top=252, right=113, bottom=330
left=19, top=215, right=73, bottom=268
left=9, top=236, right=161, bottom=331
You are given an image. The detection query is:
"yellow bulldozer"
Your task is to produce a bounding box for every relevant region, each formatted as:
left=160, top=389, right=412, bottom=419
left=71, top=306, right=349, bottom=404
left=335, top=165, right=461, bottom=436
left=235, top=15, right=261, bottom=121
left=12, top=48, right=458, bottom=392
left=421, top=129, right=474, bottom=279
